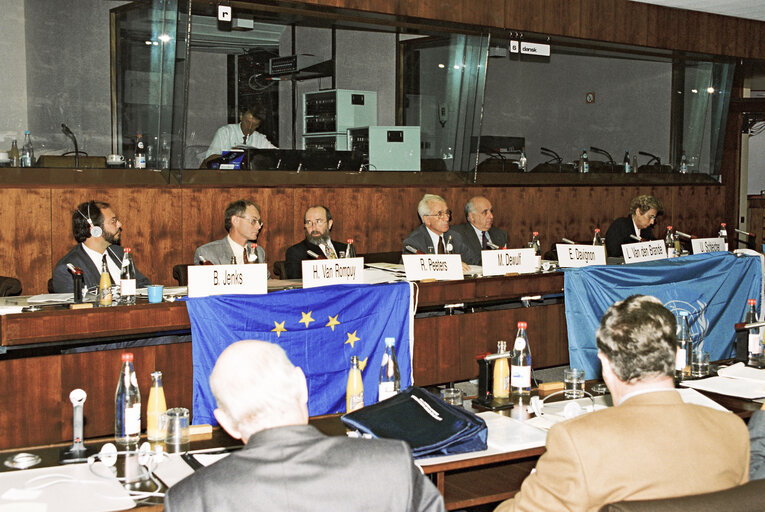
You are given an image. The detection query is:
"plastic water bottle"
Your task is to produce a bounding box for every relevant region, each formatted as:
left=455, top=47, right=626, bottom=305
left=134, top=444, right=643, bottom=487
left=115, top=352, right=141, bottom=444
left=510, top=322, right=531, bottom=396
left=675, top=312, right=691, bottom=380
left=592, top=228, right=603, bottom=246
left=378, top=337, right=400, bottom=401
left=120, top=248, right=137, bottom=305
left=745, top=299, right=761, bottom=361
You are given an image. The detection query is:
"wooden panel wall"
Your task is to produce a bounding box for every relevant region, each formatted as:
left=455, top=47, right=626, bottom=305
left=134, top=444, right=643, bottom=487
left=0, top=183, right=725, bottom=294
left=289, top=0, right=765, bottom=59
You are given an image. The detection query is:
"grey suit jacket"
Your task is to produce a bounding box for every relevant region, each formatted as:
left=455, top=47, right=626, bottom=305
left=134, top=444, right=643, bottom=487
left=194, top=237, right=270, bottom=278
left=402, top=224, right=480, bottom=265
left=164, top=425, right=445, bottom=512
left=451, top=223, right=509, bottom=254
left=750, top=410, right=765, bottom=480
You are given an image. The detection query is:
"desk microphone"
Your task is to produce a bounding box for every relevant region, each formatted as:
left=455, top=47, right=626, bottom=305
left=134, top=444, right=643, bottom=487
left=675, top=230, right=694, bottom=239
left=486, top=241, right=500, bottom=250
left=735, top=228, right=754, bottom=238
left=590, top=146, right=615, bottom=171
left=405, top=245, right=423, bottom=254
left=307, top=250, right=321, bottom=259
left=561, top=238, right=576, bottom=245
left=629, top=234, right=642, bottom=242
left=61, top=123, right=79, bottom=168
left=638, top=151, right=661, bottom=166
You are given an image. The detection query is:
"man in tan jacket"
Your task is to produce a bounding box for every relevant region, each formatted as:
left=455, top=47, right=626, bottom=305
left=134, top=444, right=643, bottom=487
left=496, top=295, right=750, bottom=512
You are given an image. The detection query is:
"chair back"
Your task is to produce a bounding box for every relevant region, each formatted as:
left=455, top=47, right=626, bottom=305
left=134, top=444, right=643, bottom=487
left=0, top=276, right=22, bottom=296
left=173, top=264, right=191, bottom=286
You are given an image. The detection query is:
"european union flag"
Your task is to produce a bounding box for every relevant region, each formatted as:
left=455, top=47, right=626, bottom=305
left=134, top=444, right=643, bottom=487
left=565, top=252, right=762, bottom=378
left=185, top=282, right=413, bottom=424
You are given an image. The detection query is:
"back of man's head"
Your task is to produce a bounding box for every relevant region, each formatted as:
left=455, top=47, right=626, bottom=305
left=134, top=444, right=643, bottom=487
left=210, top=340, right=308, bottom=440
left=596, top=295, right=676, bottom=383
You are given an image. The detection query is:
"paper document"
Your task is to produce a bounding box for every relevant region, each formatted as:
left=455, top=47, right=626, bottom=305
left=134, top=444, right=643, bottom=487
left=717, top=362, right=765, bottom=382
left=680, top=376, right=765, bottom=399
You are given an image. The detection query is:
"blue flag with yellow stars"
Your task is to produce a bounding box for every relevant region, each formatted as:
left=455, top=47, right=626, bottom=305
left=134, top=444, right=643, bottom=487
left=185, top=282, right=413, bottom=424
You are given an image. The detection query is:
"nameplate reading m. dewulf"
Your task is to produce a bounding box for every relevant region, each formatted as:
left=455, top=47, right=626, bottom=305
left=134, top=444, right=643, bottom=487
left=187, top=264, right=267, bottom=297
left=402, top=254, right=464, bottom=281
left=691, top=237, right=726, bottom=254
left=301, top=257, right=364, bottom=288
left=481, top=248, right=537, bottom=276
left=622, top=240, right=667, bottom=264
left=556, top=244, right=606, bottom=268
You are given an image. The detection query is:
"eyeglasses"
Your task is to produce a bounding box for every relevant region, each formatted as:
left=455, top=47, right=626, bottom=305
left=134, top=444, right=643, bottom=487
left=304, top=219, right=327, bottom=227
left=648, top=215, right=657, bottom=221
left=424, top=210, right=452, bottom=220
left=238, top=216, right=263, bottom=227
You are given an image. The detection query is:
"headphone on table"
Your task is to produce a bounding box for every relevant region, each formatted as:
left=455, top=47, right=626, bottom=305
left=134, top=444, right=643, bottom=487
left=76, top=202, right=102, bottom=238
left=530, top=390, right=596, bottom=420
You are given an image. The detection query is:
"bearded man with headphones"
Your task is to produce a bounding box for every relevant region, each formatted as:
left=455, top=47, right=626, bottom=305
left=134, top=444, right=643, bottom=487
left=51, top=200, right=151, bottom=293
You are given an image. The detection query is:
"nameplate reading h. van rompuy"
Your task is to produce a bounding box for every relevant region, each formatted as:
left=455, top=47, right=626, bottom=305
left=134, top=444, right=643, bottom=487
left=691, top=237, right=726, bottom=254
left=187, top=264, right=267, bottom=298
left=556, top=244, right=606, bottom=268
left=301, top=257, right=364, bottom=288
left=621, top=240, right=667, bottom=264
left=402, top=254, right=464, bottom=281
left=481, top=248, right=537, bottom=276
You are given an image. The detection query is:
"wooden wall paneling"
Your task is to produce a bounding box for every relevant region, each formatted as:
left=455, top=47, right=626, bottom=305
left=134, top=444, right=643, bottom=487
left=154, top=341, right=194, bottom=418
left=0, top=356, right=61, bottom=447
left=414, top=0, right=463, bottom=25
left=621, top=1, right=650, bottom=48
left=413, top=316, right=440, bottom=384
left=181, top=188, right=237, bottom=264
left=672, top=185, right=725, bottom=238
left=258, top=187, right=301, bottom=266
left=461, top=0, right=504, bottom=29
left=580, top=0, right=617, bottom=45
left=0, top=188, right=50, bottom=296
left=505, top=186, right=547, bottom=251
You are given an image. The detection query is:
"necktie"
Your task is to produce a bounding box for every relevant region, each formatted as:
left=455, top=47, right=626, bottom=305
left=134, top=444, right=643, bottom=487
left=482, top=231, right=489, bottom=250
left=437, top=236, right=445, bottom=254
left=243, top=133, right=248, bottom=145
left=323, top=243, right=338, bottom=259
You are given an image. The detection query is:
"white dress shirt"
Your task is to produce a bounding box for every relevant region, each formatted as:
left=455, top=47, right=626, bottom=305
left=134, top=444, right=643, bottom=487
left=204, top=124, right=277, bottom=158
left=81, top=243, right=120, bottom=283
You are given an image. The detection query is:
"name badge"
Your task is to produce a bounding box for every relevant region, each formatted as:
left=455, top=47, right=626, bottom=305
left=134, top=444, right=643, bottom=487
left=556, top=244, right=606, bottom=268
left=481, top=248, right=537, bottom=276
left=302, top=257, right=365, bottom=288
left=622, top=240, right=667, bottom=264
left=402, top=254, right=464, bottom=281
left=691, top=237, right=726, bottom=254
left=188, top=264, right=267, bottom=297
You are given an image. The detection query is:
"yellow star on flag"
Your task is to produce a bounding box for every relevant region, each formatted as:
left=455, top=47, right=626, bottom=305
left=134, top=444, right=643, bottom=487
left=299, top=311, right=315, bottom=328
left=326, top=314, right=340, bottom=331
left=345, top=330, right=360, bottom=348
left=271, top=320, right=287, bottom=338
left=358, top=356, right=368, bottom=371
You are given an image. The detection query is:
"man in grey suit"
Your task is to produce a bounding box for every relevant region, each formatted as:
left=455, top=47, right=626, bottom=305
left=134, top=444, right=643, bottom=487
left=402, top=193, right=479, bottom=266
left=194, top=199, right=267, bottom=268
left=164, top=340, right=445, bottom=512
left=452, top=196, right=509, bottom=254
left=751, top=403, right=765, bottom=480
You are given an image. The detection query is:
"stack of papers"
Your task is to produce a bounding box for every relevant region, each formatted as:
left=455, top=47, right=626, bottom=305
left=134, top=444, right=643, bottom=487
left=680, top=362, right=765, bottom=399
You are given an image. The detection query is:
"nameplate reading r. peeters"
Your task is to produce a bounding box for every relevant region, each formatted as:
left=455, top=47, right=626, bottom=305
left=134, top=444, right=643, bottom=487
left=481, top=247, right=537, bottom=275
left=402, top=254, right=464, bottom=281
left=621, top=240, right=667, bottom=264
left=691, top=237, right=726, bottom=255
left=301, top=257, right=365, bottom=288
left=187, top=264, right=267, bottom=297
left=556, top=244, right=606, bottom=268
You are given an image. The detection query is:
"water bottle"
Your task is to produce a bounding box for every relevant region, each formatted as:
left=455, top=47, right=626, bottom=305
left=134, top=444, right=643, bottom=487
left=579, top=148, right=589, bottom=173
left=518, top=147, right=527, bottom=172
left=592, top=228, right=603, bottom=246
left=120, top=248, right=137, bottom=305
left=135, top=133, right=146, bottom=169
left=664, top=226, right=675, bottom=257
left=344, top=238, right=356, bottom=258
left=529, top=231, right=541, bottom=256
left=9, top=139, right=19, bottom=167
left=680, top=150, right=688, bottom=174
left=623, top=149, right=631, bottom=173
left=115, top=352, right=141, bottom=444
left=378, top=337, right=400, bottom=401
left=675, top=312, right=691, bottom=380
left=20, top=131, right=34, bottom=167
left=510, top=322, right=532, bottom=396
left=719, top=223, right=728, bottom=251
left=745, top=299, right=761, bottom=361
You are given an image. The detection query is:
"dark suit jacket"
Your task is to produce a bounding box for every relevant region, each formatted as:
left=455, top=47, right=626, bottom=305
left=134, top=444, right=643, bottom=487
left=164, top=425, right=445, bottom=512
left=285, top=239, right=348, bottom=279
left=51, top=244, right=151, bottom=293
left=605, top=216, right=656, bottom=258
left=750, top=410, right=765, bottom=481
left=402, top=224, right=480, bottom=265
left=451, top=223, right=509, bottom=254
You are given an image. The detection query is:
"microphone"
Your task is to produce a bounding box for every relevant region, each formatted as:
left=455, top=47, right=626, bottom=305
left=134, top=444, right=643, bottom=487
left=307, top=250, right=321, bottom=259
left=638, top=151, right=661, bottom=166
left=675, top=230, right=694, bottom=239
left=61, top=123, right=79, bottom=168
left=486, top=241, right=500, bottom=250
left=629, top=234, right=642, bottom=242
left=66, top=263, right=82, bottom=275
left=735, top=228, right=754, bottom=238
left=405, top=245, right=423, bottom=254
left=540, top=147, right=562, bottom=163
left=590, top=146, right=615, bottom=164
left=561, top=238, right=576, bottom=245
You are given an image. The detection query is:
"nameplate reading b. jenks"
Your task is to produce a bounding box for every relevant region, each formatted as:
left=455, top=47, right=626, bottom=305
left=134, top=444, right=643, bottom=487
left=188, top=264, right=267, bottom=297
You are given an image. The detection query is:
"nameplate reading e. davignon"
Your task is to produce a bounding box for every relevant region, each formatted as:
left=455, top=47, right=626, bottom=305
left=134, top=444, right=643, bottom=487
left=691, top=237, right=726, bottom=254
left=187, top=264, right=267, bottom=297
left=556, top=244, right=607, bottom=268
left=302, top=257, right=365, bottom=288
left=402, top=254, right=464, bottom=281
left=622, top=240, right=667, bottom=264
left=481, top=248, right=537, bottom=276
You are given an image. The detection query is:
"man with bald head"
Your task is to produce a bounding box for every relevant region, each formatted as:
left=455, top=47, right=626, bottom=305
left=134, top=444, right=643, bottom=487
left=165, top=340, right=445, bottom=512
left=402, top=193, right=479, bottom=266
left=452, top=196, right=509, bottom=254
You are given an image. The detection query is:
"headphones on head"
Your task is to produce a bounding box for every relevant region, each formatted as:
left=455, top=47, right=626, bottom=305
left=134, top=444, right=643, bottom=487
left=77, top=202, right=102, bottom=238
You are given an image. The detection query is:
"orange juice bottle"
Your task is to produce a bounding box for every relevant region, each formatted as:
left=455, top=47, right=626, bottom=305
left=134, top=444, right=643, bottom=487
left=493, top=341, right=510, bottom=398
left=346, top=356, right=364, bottom=412
left=147, top=371, right=167, bottom=441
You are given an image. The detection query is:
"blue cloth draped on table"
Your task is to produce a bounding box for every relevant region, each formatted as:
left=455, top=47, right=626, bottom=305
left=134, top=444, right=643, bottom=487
left=185, top=282, right=414, bottom=425
left=565, top=252, right=762, bottom=378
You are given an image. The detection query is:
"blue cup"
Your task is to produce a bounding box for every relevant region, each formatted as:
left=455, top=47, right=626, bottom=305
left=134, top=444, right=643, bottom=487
left=147, top=285, right=164, bottom=304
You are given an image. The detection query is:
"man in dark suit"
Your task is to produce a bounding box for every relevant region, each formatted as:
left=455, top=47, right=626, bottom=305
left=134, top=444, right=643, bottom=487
left=285, top=205, right=348, bottom=279
left=51, top=200, right=151, bottom=293
left=605, top=194, right=663, bottom=257
left=402, top=193, right=479, bottom=266
left=452, top=196, right=509, bottom=255
left=165, top=340, right=445, bottom=512
left=194, top=199, right=267, bottom=266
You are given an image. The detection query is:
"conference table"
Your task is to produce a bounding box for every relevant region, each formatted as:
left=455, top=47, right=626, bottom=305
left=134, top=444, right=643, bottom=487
left=0, top=272, right=568, bottom=450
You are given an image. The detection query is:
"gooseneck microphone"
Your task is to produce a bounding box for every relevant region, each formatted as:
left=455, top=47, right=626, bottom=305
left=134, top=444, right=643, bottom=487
left=61, top=123, right=79, bottom=168
left=638, top=151, right=661, bottom=167
left=590, top=146, right=615, bottom=172
left=540, top=147, right=563, bottom=172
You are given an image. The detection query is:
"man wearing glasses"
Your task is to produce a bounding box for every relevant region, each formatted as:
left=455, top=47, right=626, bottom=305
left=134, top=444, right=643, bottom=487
left=402, top=193, right=479, bottom=266
left=604, top=194, right=664, bottom=258
left=194, top=199, right=267, bottom=269
left=285, top=205, right=348, bottom=279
